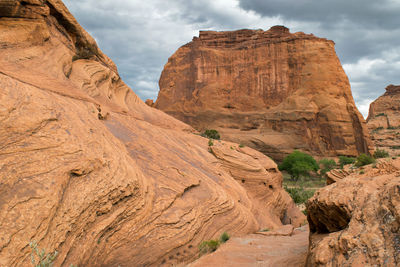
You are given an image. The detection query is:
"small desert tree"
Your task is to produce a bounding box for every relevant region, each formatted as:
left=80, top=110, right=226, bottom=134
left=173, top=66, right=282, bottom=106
left=338, top=156, right=356, bottom=168
left=319, top=158, right=337, bottom=175
left=279, top=151, right=319, bottom=180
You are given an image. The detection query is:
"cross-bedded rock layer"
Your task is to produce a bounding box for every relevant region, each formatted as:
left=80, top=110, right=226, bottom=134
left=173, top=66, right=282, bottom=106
left=0, top=1, right=304, bottom=266
left=155, top=26, right=372, bottom=161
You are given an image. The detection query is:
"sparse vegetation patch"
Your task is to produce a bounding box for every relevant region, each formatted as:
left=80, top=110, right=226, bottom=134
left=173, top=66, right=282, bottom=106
left=284, top=186, right=315, bottom=204
left=355, top=154, right=375, bottom=167
left=338, top=156, right=356, bottom=168
left=208, top=139, right=214, bottom=147
left=373, top=149, right=389, bottom=159
left=201, top=129, right=220, bottom=140
left=199, top=232, right=230, bottom=255
left=29, top=241, right=57, bottom=267
left=318, top=158, right=336, bottom=175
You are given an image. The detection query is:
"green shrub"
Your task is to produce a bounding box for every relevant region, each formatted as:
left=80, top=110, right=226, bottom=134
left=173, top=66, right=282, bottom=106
left=338, top=156, right=356, bottom=168
left=284, top=186, right=315, bottom=204
left=279, top=151, right=319, bottom=180
left=208, top=139, right=214, bottom=146
left=201, top=129, right=220, bottom=140
left=355, top=154, right=375, bottom=167
left=29, top=241, right=58, bottom=267
left=391, top=146, right=400, bottom=149
left=319, top=159, right=336, bottom=175
left=199, top=232, right=230, bottom=255
left=219, top=232, right=230, bottom=243
left=199, top=239, right=220, bottom=254
left=373, top=149, right=389, bottom=159
left=239, top=144, right=245, bottom=148
left=375, top=113, right=386, bottom=117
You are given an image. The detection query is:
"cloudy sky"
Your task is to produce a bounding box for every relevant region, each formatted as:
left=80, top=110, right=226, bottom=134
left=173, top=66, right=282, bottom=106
left=63, top=0, right=400, bottom=118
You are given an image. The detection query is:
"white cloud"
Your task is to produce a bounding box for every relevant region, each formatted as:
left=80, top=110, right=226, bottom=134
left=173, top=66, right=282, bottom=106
left=343, top=58, right=386, bottom=81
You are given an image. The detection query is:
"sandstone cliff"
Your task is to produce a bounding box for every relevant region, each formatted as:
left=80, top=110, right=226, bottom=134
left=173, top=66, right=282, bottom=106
left=0, top=1, right=304, bottom=266
left=306, top=158, right=400, bottom=266
left=367, top=85, right=400, bottom=156
left=155, top=26, right=372, bottom=161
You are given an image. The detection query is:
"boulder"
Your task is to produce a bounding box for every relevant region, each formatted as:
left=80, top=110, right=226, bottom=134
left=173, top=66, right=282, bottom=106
left=306, top=158, right=400, bottom=266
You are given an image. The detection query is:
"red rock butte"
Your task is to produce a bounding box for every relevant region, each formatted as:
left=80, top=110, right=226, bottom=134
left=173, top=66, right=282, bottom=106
left=367, top=84, right=400, bottom=156
left=154, top=26, right=373, bottom=161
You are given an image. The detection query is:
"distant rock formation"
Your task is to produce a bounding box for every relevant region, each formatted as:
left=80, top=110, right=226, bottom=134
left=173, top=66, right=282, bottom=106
left=155, top=26, right=372, bottom=161
left=306, top=158, right=400, bottom=266
left=145, top=99, right=155, bottom=107
left=0, top=1, right=304, bottom=266
left=367, top=85, right=400, bottom=156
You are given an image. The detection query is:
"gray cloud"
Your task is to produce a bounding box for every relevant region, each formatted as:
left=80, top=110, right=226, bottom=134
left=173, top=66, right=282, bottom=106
left=63, top=0, right=399, bottom=118
left=238, top=0, right=400, bottom=116
left=239, top=0, right=400, bottom=30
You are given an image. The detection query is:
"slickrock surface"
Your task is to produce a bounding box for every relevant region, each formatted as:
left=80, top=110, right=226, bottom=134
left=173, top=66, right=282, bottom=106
left=0, top=1, right=304, bottom=266
left=155, top=26, right=372, bottom=161
left=367, top=85, right=400, bottom=156
left=306, top=158, right=400, bottom=266
left=189, top=225, right=309, bottom=267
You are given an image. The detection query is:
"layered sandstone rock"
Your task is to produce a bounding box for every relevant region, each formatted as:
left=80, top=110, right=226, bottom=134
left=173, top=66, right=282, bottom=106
left=306, top=158, right=400, bottom=266
left=0, top=1, right=304, bottom=266
left=367, top=85, right=400, bottom=156
left=155, top=26, right=372, bottom=161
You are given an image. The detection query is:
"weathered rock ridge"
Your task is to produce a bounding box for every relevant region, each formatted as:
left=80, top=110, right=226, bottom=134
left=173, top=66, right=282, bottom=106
left=155, top=26, right=372, bottom=161
left=306, top=158, right=400, bottom=266
left=367, top=85, right=400, bottom=156
left=0, top=1, right=304, bottom=266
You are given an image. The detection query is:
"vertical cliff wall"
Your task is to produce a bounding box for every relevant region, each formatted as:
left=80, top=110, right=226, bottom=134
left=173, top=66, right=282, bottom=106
left=367, top=84, right=400, bottom=156
left=155, top=26, right=373, bottom=161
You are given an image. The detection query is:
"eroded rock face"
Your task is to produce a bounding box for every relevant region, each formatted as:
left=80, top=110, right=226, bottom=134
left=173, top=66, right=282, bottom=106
left=306, top=158, right=400, bottom=266
left=367, top=85, right=400, bottom=156
left=0, top=1, right=304, bottom=266
left=155, top=26, right=372, bottom=161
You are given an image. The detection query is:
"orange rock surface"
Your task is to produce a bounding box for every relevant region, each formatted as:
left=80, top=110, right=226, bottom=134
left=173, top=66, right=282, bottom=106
left=367, top=85, right=400, bottom=156
left=189, top=225, right=309, bottom=267
left=306, top=158, right=400, bottom=266
left=155, top=26, right=372, bottom=161
left=0, top=1, right=304, bottom=266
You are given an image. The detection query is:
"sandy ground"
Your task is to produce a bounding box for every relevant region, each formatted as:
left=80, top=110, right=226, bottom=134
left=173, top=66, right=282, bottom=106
left=189, top=225, right=309, bottom=267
